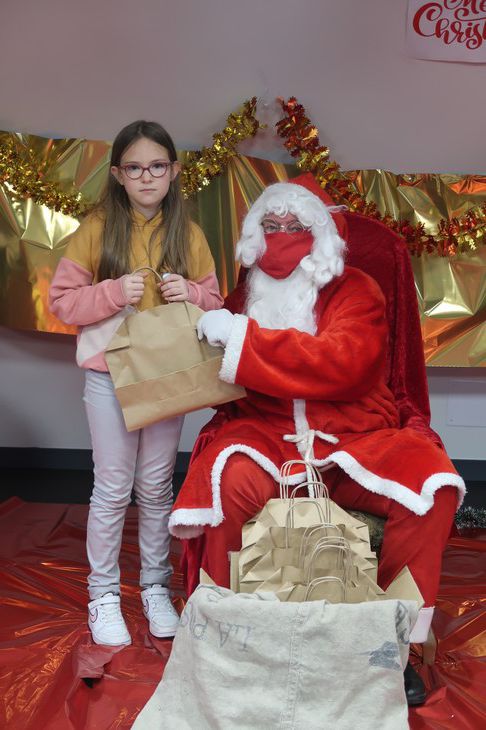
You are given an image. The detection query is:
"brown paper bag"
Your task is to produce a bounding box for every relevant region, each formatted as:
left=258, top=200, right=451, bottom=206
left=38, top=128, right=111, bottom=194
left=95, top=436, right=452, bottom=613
left=239, top=547, right=390, bottom=605
left=280, top=566, right=424, bottom=606
left=105, top=300, right=245, bottom=431
left=239, top=525, right=346, bottom=580
left=236, top=492, right=389, bottom=604
left=241, top=498, right=372, bottom=561
left=233, top=460, right=423, bottom=607
left=228, top=557, right=422, bottom=607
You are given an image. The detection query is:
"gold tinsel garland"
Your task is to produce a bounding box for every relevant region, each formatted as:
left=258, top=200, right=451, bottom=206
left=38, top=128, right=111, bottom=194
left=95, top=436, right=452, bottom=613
left=0, top=98, right=261, bottom=215
left=180, top=97, right=261, bottom=198
left=0, top=134, right=86, bottom=217
left=1, top=97, right=486, bottom=256
left=276, top=96, right=486, bottom=256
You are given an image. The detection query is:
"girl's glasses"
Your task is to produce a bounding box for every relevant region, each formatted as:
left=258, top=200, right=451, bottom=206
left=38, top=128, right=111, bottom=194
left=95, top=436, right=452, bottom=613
left=119, top=162, right=173, bottom=180
left=261, top=219, right=310, bottom=235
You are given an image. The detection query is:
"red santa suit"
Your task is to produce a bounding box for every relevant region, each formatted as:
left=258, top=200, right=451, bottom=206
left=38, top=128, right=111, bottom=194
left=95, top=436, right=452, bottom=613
left=170, top=174, right=465, bottom=643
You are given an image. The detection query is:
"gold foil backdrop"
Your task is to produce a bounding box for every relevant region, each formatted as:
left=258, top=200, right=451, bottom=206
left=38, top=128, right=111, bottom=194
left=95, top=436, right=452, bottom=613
left=0, top=133, right=484, bottom=366
left=352, top=171, right=486, bottom=367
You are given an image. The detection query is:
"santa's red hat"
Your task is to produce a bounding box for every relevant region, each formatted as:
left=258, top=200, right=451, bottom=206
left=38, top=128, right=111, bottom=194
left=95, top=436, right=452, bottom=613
left=235, top=172, right=347, bottom=287
left=290, top=172, right=348, bottom=240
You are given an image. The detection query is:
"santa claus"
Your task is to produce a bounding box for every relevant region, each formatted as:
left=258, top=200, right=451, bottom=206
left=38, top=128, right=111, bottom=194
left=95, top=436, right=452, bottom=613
left=169, top=173, right=465, bottom=705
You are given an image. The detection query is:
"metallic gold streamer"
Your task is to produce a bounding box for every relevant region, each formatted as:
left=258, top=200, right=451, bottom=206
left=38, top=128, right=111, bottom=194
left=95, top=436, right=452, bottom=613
left=0, top=128, right=484, bottom=366
left=2, top=97, right=484, bottom=257
left=0, top=134, right=89, bottom=217
left=180, top=98, right=262, bottom=198
left=0, top=100, right=261, bottom=212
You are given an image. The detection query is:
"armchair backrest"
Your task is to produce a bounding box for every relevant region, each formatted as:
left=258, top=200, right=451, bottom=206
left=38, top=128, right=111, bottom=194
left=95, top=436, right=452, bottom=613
left=343, top=212, right=440, bottom=445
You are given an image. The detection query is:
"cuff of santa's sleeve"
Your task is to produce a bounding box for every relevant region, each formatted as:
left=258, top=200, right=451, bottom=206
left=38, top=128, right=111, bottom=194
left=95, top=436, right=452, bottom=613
left=219, top=314, right=249, bottom=384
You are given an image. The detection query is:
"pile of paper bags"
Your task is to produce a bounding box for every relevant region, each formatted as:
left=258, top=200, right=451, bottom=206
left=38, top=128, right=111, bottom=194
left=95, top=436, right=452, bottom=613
left=230, top=460, right=423, bottom=606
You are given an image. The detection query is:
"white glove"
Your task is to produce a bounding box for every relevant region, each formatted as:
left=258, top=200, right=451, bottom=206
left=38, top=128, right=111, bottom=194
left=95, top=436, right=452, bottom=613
left=196, top=309, right=235, bottom=348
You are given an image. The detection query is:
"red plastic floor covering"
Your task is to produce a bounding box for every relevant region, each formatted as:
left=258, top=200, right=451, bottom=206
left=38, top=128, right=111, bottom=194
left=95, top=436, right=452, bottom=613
left=0, top=497, right=484, bottom=730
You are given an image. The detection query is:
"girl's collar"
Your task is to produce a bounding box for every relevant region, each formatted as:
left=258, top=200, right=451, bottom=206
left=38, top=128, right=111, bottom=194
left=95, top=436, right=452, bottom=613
left=131, top=208, right=163, bottom=227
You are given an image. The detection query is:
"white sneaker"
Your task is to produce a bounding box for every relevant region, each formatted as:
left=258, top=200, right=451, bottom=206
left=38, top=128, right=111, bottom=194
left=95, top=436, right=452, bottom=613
left=88, top=593, right=131, bottom=646
left=141, top=585, right=180, bottom=638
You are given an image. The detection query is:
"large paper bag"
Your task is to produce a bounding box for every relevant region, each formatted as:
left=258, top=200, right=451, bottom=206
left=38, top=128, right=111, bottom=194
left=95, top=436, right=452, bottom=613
left=105, top=301, right=245, bottom=431
left=240, top=497, right=373, bottom=566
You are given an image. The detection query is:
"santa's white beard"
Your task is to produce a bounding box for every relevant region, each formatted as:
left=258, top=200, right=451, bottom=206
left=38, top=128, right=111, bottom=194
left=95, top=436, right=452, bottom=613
left=244, top=265, right=319, bottom=334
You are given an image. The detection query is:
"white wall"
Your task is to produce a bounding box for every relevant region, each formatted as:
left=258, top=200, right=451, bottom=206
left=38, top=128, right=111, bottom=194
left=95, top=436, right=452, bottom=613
left=0, top=326, right=213, bottom=452
left=1, top=326, right=484, bottom=460
left=0, top=0, right=485, bottom=461
left=1, top=0, right=486, bottom=173
left=428, top=369, right=486, bottom=460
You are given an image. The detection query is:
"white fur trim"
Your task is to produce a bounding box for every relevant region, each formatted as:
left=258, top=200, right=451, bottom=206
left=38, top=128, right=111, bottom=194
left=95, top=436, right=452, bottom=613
left=169, top=443, right=466, bottom=536
left=209, top=444, right=303, bottom=525
left=168, top=443, right=308, bottom=535
left=219, top=315, right=249, bottom=384
left=293, top=399, right=310, bottom=435
left=409, top=607, right=434, bottom=643
left=316, top=451, right=466, bottom=516
left=168, top=509, right=215, bottom=539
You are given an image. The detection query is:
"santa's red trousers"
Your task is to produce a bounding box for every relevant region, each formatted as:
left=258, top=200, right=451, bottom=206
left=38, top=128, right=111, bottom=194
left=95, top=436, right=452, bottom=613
left=189, top=454, right=457, bottom=607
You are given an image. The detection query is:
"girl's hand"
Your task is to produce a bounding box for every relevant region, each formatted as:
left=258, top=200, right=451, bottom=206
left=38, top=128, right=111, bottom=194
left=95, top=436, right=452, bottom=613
left=122, top=272, right=148, bottom=304
left=159, top=273, right=190, bottom=302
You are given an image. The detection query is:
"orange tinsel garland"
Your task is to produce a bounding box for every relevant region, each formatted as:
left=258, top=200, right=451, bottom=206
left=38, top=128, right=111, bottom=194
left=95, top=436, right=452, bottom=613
left=275, top=96, right=485, bottom=256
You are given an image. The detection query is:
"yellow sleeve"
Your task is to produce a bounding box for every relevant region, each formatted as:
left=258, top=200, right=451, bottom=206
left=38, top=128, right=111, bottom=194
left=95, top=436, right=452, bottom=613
left=63, top=213, right=105, bottom=278
left=187, top=222, right=216, bottom=281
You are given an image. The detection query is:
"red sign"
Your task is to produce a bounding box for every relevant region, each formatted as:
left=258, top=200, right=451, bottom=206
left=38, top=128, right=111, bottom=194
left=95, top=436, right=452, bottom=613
left=406, top=1, right=486, bottom=61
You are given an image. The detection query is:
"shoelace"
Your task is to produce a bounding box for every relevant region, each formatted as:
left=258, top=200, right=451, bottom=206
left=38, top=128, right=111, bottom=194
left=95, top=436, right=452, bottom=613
left=99, top=602, right=125, bottom=624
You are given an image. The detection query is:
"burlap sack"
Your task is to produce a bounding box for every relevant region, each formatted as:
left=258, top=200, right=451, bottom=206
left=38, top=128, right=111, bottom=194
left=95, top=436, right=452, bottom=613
left=132, top=585, right=416, bottom=730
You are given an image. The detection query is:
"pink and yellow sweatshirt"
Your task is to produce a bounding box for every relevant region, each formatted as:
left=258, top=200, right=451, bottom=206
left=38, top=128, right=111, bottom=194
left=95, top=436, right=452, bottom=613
left=49, top=209, right=223, bottom=371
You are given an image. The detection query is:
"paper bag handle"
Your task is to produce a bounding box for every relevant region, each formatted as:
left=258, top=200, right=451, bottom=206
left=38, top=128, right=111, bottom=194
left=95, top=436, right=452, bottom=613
left=279, top=460, right=321, bottom=494
left=130, top=266, right=173, bottom=309
left=279, top=460, right=327, bottom=499
left=288, top=482, right=329, bottom=501
left=131, top=266, right=165, bottom=283
left=298, top=524, right=344, bottom=566
left=304, top=576, right=346, bottom=603
left=305, top=539, right=352, bottom=585
left=287, top=486, right=331, bottom=525
left=285, top=499, right=327, bottom=532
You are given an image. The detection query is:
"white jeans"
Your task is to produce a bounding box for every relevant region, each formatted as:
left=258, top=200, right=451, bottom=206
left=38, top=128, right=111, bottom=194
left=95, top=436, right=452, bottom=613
left=83, top=370, right=184, bottom=599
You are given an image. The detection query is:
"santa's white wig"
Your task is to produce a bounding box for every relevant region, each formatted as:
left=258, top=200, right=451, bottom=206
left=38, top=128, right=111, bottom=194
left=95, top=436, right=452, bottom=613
left=235, top=179, right=347, bottom=288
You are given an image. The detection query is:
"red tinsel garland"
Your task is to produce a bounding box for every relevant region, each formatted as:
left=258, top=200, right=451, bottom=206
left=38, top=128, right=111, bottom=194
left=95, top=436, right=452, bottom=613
left=275, top=97, right=485, bottom=257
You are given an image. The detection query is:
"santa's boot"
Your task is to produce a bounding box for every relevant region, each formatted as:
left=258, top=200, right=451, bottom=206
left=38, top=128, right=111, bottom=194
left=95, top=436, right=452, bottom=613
left=404, top=662, right=427, bottom=706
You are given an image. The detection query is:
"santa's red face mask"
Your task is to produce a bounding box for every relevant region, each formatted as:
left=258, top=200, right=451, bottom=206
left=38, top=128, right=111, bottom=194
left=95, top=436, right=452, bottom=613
left=258, top=230, right=314, bottom=279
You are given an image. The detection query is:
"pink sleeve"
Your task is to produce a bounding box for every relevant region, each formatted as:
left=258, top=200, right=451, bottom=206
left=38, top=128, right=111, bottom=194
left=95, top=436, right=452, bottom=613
left=186, top=271, right=224, bottom=311
left=49, top=258, right=128, bottom=326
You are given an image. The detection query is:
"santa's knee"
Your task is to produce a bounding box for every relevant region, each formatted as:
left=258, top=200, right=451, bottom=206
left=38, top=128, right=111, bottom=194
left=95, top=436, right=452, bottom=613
left=219, top=454, right=277, bottom=522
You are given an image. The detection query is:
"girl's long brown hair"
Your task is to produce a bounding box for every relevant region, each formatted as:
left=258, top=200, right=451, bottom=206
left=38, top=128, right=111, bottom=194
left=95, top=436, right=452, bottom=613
left=96, top=120, right=190, bottom=281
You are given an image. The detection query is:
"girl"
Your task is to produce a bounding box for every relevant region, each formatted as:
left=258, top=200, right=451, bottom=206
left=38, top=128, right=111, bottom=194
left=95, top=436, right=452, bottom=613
left=49, top=120, right=223, bottom=646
